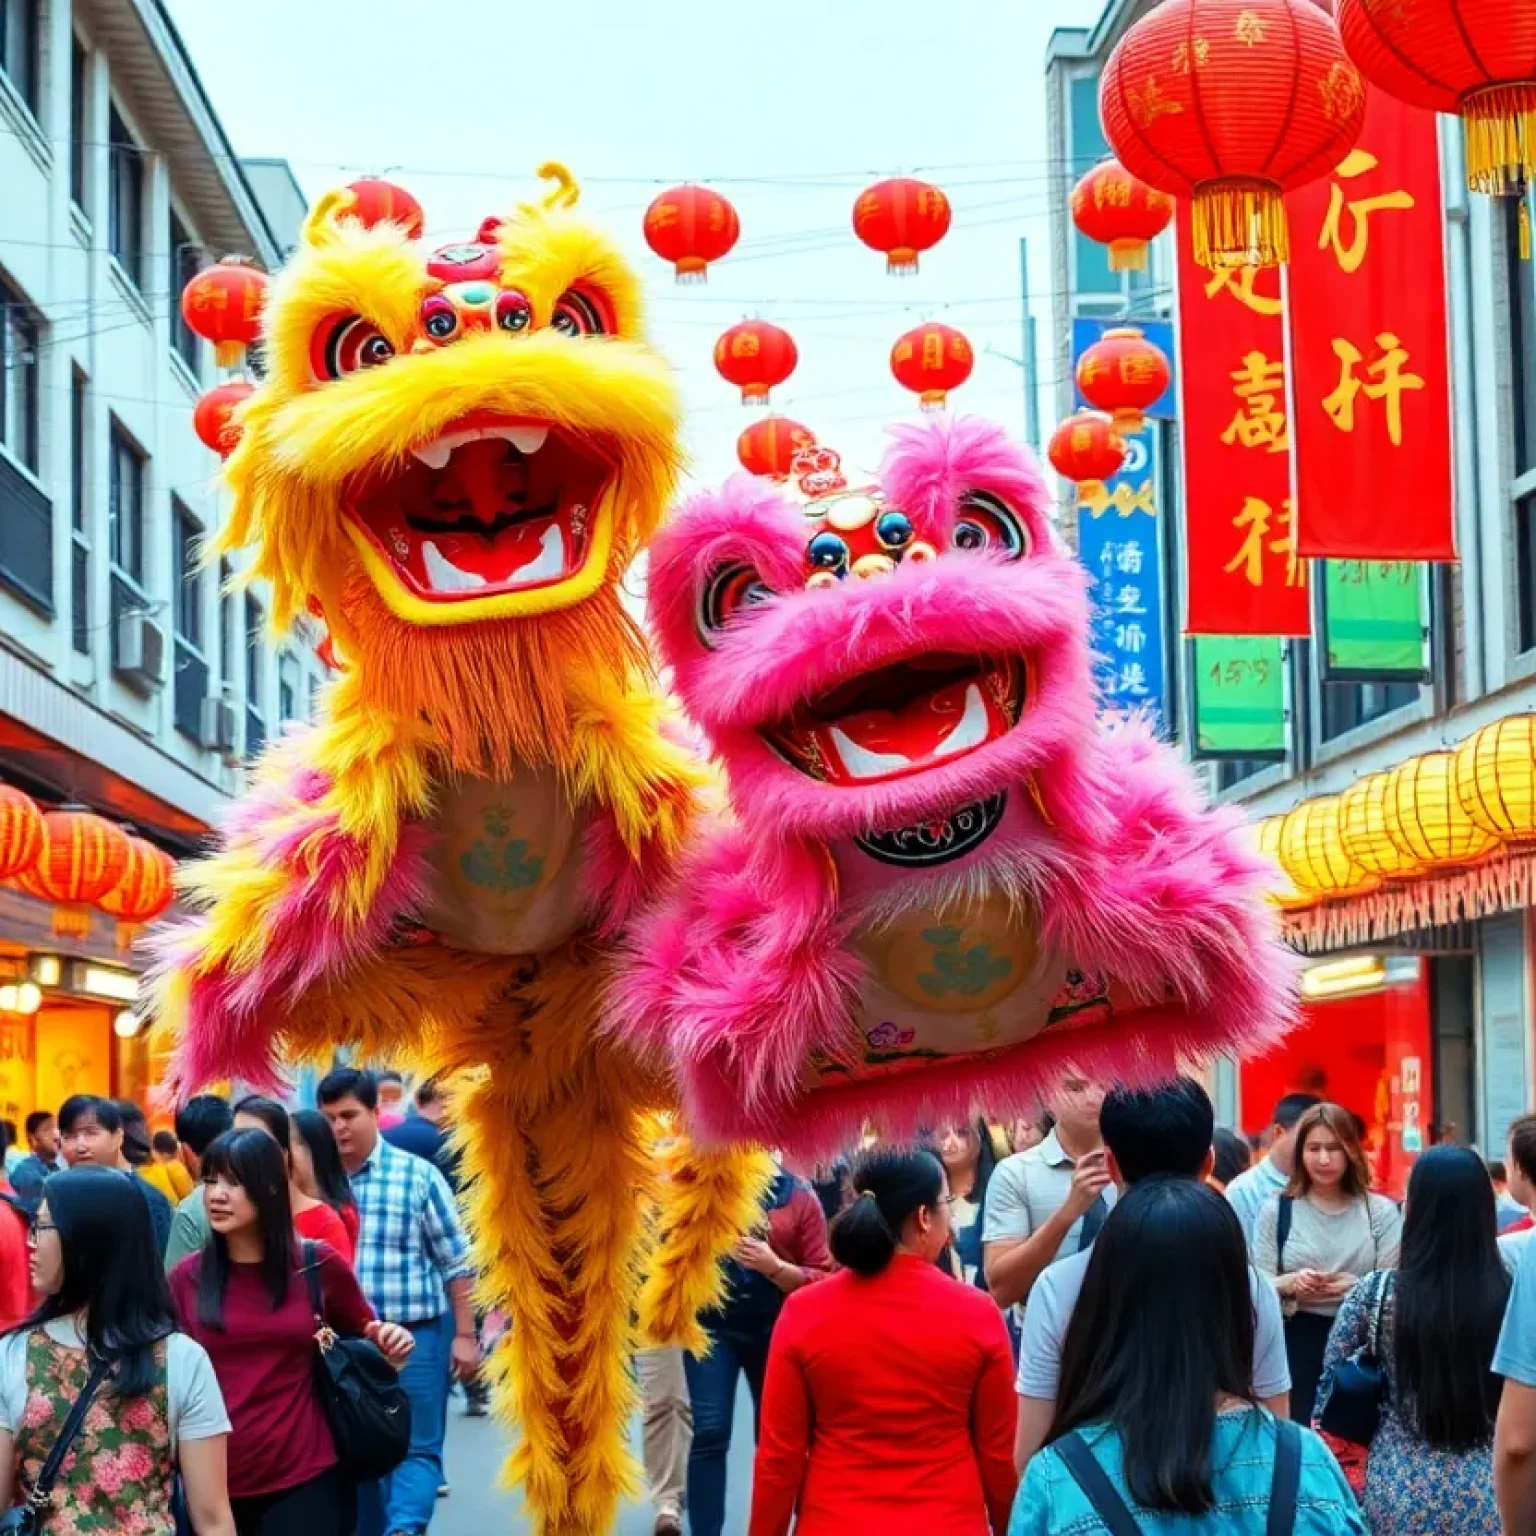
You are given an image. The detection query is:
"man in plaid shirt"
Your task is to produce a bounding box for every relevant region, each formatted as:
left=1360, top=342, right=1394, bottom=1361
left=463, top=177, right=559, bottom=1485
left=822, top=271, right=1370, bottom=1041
left=320, top=1068, right=476, bottom=1536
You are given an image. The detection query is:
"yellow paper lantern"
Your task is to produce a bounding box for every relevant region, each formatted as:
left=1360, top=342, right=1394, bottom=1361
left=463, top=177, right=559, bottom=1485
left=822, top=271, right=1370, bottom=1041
left=1255, top=816, right=1316, bottom=910
left=1384, top=751, right=1498, bottom=868
left=1278, top=796, right=1374, bottom=897
left=1339, top=771, right=1424, bottom=881
left=1455, top=715, right=1536, bottom=843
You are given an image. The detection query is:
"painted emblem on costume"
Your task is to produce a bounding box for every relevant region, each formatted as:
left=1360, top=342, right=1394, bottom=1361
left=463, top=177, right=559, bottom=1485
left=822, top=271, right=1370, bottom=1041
left=853, top=793, right=1007, bottom=867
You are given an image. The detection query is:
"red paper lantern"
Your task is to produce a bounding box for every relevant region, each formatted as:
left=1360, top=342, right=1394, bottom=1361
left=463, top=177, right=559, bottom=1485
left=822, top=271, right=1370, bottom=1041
left=714, top=321, right=798, bottom=406
left=1101, top=0, right=1367, bottom=267
left=737, top=416, right=817, bottom=479
left=1338, top=0, right=1536, bottom=194
left=1070, top=158, right=1175, bottom=273
left=1075, top=327, right=1172, bottom=435
left=193, top=382, right=255, bottom=459
left=1048, top=411, right=1128, bottom=499
left=98, top=837, right=175, bottom=922
left=23, top=811, right=131, bottom=906
left=852, top=177, right=953, bottom=275
left=643, top=185, right=741, bottom=282
left=343, top=178, right=426, bottom=239
left=890, top=322, right=974, bottom=411
left=0, top=788, right=42, bottom=881
left=180, top=261, right=268, bottom=368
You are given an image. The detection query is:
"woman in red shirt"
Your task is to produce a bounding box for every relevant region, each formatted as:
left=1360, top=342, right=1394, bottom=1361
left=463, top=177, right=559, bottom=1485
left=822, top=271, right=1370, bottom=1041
left=233, top=1096, right=356, bottom=1262
left=171, top=1129, right=412, bottom=1533
left=750, top=1146, right=1018, bottom=1536
left=292, top=1109, right=362, bottom=1254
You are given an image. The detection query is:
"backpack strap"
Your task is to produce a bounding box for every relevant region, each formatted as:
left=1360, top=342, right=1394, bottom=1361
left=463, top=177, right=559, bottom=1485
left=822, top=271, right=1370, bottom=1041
left=1056, top=1432, right=1144, bottom=1536
left=302, top=1239, right=323, bottom=1322
left=1275, top=1195, right=1293, bottom=1273
left=1266, top=1418, right=1303, bottom=1536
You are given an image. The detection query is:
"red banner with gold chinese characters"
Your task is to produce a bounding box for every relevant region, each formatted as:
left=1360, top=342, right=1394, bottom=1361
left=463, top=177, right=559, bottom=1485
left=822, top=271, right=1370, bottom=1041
left=1174, top=205, right=1310, bottom=636
left=1287, top=92, right=1456, bottom=560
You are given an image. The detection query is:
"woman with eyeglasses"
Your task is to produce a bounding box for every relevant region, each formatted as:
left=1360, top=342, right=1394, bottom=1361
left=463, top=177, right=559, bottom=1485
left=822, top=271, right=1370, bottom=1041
left=0, top=1166, right=236, bottom=1534
left=749, top=1146, right=1018, bottom=1536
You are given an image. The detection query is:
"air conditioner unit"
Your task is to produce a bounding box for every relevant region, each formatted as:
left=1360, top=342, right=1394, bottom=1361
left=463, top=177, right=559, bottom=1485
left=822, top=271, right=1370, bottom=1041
left=199, top=696, right=237, bottom=755
left=113, top=613, right=166, bottom=694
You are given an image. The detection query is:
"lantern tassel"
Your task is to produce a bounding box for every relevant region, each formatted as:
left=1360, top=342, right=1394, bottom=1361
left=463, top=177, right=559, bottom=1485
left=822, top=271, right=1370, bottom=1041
left=1191, top=179, right=1289, bottom=269
left=1108, top=239, right=1149, bottom=274
left=1463, top=83, right=1536, bottom=196
left=1521, top=200, right=1532, bottom=264
left=886, top=249, right=919, bottom=277
left=674, top=258, right=708, bottom=285
left=215, top=340, right=244, bottom=370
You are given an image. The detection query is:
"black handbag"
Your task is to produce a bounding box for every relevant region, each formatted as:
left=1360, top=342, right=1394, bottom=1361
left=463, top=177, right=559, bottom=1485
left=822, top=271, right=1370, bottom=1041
left=302, top=1243, right=412, bottom=1483
left=1, top=1357, right=111, bottom=1533
left=1317, top=1270, right=1393, bottom=1444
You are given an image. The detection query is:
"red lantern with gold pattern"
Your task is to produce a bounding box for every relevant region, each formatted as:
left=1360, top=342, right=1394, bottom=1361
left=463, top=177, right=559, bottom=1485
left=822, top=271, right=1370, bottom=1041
left=714, top=321, right=798, bottom=406
left=1075, top=327, right=1172, bottom=436
left=1338, top=0, right=1536, bottom=195
left=98, top=836, right=175, bottom=922
left=890, top=323, right=974, bottom=411
left=193, top=382, right=255, bottom=459
left=23, top=811, right=131, bottom=906
left=644, top=185, right=741, bottom=283
left=852, top=177, right=953, bottom=275
left=737, top=416, right=817, bottom=479
left=343, top=178, right=426, bottom=239
left=1100, top=0, right=1367, bottom=267
left=1070, top=158, right=1175, bottom=273
left=180, top=260, right=268, bottom=368
left=0, top=788, right=43, bottom=881
left=1048, top=411, right=1128, bottom=500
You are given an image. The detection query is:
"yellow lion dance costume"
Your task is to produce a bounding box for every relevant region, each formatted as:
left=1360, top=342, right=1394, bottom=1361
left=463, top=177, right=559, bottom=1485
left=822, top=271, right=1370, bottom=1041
left=151, top=165, right=770, bottom=1534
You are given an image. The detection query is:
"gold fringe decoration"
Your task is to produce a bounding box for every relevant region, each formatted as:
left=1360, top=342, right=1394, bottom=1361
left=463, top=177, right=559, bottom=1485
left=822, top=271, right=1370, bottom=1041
left=1108, top=238, right=1150, bottom=274
left=1192, top=179, right=1289, bottom=269
left=1521, top=200, right=1533, bottom=264
left=1463, top=83, right=1536, bottom=196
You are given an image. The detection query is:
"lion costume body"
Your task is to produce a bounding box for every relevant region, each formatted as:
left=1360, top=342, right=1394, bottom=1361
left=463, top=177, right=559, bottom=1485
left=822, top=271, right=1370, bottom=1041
left=151, top=168, right=768, bottom=1535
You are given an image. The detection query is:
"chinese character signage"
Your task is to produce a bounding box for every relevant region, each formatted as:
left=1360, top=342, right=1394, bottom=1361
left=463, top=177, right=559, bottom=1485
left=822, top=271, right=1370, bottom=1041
left=1287, top=93, right=1456, bottom=561
left=1322, top=560, right=1428, bottom=681
left=1191, top=637, right=1287, bottom=761
left=1174, top=206, right=1310, bottom=637
left=1074, top=429, right=1166, bottom=728
left=1072, top=319, right=1178, bottom=421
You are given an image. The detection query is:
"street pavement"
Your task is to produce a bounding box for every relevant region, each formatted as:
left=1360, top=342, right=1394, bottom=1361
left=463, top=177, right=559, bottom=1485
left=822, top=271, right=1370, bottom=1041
left=436, top=1378, right=756, bottom=1534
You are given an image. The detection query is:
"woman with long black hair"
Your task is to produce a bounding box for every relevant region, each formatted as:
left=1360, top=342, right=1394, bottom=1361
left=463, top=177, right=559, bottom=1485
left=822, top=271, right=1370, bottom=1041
left=932, top=1119, right=1000, bottom=1286
left=0, top=1166, right=236, bottom=1533
left=1318, top=1145, right=1506, bottom=1533
left=1010, top=1179, right=1362, bottom=1534
left=290, top=1109, right=361, bottom=1255
left=233, top=1096, right=356, bottom=1264
left=170, top=1129, right=412, bottom=1533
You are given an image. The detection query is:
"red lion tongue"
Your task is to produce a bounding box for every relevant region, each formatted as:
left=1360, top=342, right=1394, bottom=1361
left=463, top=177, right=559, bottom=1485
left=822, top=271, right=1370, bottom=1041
left=824, top=676, right=973, bottom=763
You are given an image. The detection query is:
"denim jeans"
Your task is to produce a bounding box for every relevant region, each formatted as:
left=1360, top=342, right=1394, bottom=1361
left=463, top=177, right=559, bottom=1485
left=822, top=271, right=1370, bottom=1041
left=683, top=1327, right=771, bottom=1536
left=356, top=1312, right=453, bottom=1536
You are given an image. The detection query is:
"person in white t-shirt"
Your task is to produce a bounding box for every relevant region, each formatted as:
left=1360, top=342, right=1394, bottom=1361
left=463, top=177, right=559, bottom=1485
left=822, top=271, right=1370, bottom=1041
left=1223, top=1093, right=1322, bottom=1245
left=1013, top=1078, right=1291, bottom=1472
left=0, top=1167, right=234, bottom=1534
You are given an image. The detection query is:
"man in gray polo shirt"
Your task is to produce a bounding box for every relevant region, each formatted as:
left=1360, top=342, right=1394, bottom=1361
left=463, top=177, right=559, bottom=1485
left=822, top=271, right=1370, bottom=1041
left=1012, top=1078, right=1291, bottom=1471
left=984, top=1076, right=1113, bottom=1314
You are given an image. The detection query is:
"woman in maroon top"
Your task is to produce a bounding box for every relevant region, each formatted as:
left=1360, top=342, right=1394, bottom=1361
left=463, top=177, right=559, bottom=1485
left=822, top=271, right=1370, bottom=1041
left=171, top=1129, right=412, bottom=1534
left=232, top=1096, right=357, bottom=1264
left=750, top=1146, right=1018, bottom=1536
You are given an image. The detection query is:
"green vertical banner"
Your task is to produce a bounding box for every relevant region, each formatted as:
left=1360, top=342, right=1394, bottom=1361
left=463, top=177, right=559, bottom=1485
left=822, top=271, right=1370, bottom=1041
left=1191, top=637, right=1286, bottom=761
left=1321, top=561, right=1428, bottom=682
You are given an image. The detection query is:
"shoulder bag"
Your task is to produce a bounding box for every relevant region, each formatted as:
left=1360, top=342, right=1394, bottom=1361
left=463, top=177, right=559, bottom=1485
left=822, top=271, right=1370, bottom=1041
left=1057, top=1416, right=1304, bottom=1536
left=302, top=1243, right=412, bottom=1482
left=0, top=1357, right=112, bottom=1534
left=1317, top=1270, right=1393, bottom=1445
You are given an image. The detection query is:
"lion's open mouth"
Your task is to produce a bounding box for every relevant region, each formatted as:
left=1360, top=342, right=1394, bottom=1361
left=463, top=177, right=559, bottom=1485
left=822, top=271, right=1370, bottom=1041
left=344, top=413, right=613, bottom=601
left=764, top=654, right=1027, bottom=785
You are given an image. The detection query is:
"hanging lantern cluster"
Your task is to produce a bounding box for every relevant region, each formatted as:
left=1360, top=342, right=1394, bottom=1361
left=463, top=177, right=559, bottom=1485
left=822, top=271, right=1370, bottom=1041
left=1100, top=0, right=1367, bottom=267
left=192, top=381, right=255, bottom=459
left=1075, top=326, right=1171, bottom=436
left=1278, top=795, right=1375, bottom=899
left=890, top=322, right=974, bottom=410
left=1339, top=771, right=1423, bottom=882
left=643, top=184, right=741, bottom=282
left=1048, top=411, right=1127, bottom=500
left=737, top=416, right=816, bottom=479
left=182, top=256, right=268, bottom=462
left=1070, top=158, right=1174, bottom=273
left=714, top=320, right=799, bottom=406
left=852, top=177, right=953, bottom=275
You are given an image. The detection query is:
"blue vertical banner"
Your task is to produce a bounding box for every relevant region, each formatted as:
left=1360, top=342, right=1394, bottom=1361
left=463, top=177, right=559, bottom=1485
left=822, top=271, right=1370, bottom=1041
left=1074, top=429, right=1166, bottom=730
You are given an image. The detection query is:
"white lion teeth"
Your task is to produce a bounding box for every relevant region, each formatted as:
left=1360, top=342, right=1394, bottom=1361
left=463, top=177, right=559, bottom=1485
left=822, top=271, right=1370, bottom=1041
left=828, top=730, right=911, bottom=780
left=932, top=685, right=988, bottom=759
left=411, top=424, right=548, bottom=471
left=421, top=541, right=489, bottom=592
left=506, top=426, right=549, bottom=455
left=827, top=685, right=988, bottom=780
left=411, top=440, right=453, bottom=471
left=516, top=524, right=565, bottom=585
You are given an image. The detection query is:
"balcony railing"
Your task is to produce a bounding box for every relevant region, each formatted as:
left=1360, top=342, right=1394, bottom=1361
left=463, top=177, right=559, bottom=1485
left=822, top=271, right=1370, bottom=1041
left=0, top=454, right=54, bottom=616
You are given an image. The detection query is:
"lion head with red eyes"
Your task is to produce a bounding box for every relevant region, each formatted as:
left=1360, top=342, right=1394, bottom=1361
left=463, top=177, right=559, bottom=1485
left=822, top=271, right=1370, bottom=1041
left=646, top=414, right=1099, bottom=841
left=217, top=165, right=680, bottom=772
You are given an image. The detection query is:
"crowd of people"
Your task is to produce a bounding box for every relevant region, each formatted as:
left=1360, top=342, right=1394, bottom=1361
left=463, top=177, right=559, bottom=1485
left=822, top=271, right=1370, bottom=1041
left=7, top=1068, right=1536, bottom=1532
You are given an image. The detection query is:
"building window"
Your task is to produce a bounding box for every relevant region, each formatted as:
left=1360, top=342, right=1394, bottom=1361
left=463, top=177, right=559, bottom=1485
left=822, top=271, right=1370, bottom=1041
left=71, top=372, right=90, bottom=654
left=70, top=35, right=87, bottom=208
left=0, top=277, right=39, bottom=475
left=219, top=558, right=235, bottom=687
left=0, top=0, right=39, bottom=116
left=278, top=653, right=300, bottom=722
left=245, top=594, right=266, bottom=759
left=108, top=104, right=143, bottom=288
left=173, top=503, right=202, bottom=650
left=108, top=421, right=145, bottom=584
left=1319, top=679, right=1419, bottom=742
left=169, top=211, right=200, bottom=375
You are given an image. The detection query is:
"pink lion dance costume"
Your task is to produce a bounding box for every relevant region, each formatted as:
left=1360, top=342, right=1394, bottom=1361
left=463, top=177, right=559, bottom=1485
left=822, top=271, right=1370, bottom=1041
left=619, top=414, right=1296, bottom=1154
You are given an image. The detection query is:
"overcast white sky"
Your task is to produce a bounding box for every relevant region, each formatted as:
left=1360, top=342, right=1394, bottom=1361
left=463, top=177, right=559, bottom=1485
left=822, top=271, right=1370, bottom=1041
left=167, top=0, right=1105, bottom=492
